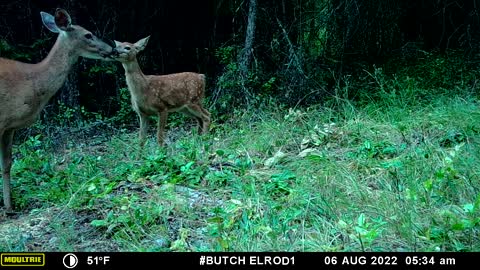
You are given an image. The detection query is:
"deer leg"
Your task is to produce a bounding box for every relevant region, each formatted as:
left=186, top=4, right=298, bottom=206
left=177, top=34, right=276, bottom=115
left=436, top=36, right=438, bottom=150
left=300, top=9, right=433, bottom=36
left=196, top=117, right=205, bottom=134
left=138, top=112, right=149, bottom=147
left=186, top=104, right=211, bottom=134
left=1, top=129, right=14, bottom=211
left=200, top=106, right=211, bottom=134
left=180, top=108, right=203, bottom=134
left=157, top=110, right=168, bottom=146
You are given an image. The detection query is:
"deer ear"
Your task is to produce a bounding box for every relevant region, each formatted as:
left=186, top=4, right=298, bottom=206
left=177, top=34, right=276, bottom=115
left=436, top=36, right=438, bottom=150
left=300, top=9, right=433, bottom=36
left=54, top=9, right=72, bottom=31
left=41, top=12, right=60, bottom=33
left=134, top=36, right=150, bottom=51
left=114, top=40, right=122, bottom=47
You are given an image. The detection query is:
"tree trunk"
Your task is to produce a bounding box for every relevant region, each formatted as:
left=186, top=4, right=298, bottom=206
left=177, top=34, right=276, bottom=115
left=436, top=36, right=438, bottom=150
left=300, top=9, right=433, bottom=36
left=238, top=0, right=257, bottom=80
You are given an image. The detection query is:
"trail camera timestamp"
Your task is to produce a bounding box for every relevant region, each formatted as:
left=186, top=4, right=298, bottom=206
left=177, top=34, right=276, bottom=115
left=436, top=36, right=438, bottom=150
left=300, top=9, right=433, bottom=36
left=324, top=255, right=398, bottom=266
left=323, top=255, right=456, bottom=267
left=405, top=255, right=456, bottom=266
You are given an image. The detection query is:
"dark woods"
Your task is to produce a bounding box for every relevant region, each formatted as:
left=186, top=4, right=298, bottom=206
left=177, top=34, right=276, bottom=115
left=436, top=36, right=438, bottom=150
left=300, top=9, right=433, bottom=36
left=0, top=0, right=479, bottom=123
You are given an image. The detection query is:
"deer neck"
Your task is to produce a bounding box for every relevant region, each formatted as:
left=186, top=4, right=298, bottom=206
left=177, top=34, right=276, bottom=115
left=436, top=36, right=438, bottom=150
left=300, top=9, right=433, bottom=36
left=34, top=34, right=80, bottom=100
left=122, top=58, right=147, bottom=94
left=122, top=57, right=144, bottom=76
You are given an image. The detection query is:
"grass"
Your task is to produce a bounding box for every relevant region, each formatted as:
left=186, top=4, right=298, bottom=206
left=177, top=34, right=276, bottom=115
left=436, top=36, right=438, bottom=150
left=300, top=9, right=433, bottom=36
left=1, top=93, right=479, bottom=252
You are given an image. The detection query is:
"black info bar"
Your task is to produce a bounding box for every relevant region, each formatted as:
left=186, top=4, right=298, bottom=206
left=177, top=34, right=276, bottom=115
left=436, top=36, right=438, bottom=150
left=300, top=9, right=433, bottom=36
left=0, top=252, right=474, bottom=269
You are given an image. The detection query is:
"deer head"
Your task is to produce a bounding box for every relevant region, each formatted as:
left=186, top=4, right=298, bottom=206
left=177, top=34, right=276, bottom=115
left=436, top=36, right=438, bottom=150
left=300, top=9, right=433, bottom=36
left=41, top=9, right=114, bottom=60
left=113, top=36, right=150, bottom=62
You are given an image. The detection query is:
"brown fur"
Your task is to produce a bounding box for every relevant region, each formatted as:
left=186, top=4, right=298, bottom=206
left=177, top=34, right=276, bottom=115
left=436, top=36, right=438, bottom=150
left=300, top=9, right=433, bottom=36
left=0, top=9, right=114, bottom=212
left=113, top=37, right=210, bottom=146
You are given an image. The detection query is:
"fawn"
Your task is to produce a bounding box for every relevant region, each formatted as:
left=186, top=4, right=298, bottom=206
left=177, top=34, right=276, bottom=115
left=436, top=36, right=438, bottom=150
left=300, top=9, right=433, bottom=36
left=113, top=36, right=211, bottom=147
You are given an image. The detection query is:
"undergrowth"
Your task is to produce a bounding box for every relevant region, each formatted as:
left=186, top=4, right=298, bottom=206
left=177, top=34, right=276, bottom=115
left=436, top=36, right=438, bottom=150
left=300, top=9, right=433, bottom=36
left=1, top=87, right=479, bottom=251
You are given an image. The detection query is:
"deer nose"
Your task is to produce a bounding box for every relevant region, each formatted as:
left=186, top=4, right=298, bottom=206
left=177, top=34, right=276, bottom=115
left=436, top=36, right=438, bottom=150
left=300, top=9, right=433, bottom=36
left=100, top=47, right=118, bottom=59
left=110, top=48, right=120, bottom=57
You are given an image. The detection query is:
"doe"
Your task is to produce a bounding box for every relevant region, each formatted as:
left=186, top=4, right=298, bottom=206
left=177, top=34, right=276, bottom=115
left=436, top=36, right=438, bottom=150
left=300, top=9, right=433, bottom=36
left=0, top=9, right=115, bottom=212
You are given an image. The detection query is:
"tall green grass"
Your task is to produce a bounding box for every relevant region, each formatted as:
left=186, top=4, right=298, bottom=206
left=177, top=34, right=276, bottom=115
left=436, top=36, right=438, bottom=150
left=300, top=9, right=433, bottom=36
left=1, top=92, right=479, bottom=251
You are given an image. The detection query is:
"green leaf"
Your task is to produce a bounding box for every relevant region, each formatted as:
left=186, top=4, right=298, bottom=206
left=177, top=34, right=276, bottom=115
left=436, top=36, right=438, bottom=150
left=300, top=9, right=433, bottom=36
left=91, top=220, right=108, bottom=227
left=381, top=160, right=403, bottom=169
left=357, top=213, right=366, bottom=227
left=364, top=141, right=372, bottom=150
left=423, top=179, right=433, bottom=192
left=451, top=223, right=464, bottom=230
left=87, top=183, right=97, bottom=192
left=463, top=203, right=474, bottom=214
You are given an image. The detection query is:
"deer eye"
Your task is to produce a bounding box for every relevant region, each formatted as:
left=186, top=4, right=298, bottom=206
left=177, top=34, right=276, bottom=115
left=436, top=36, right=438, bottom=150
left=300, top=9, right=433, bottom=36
left=125, top=46, right=131, bottom=51
left=84, top=33, right=93, bottom=39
